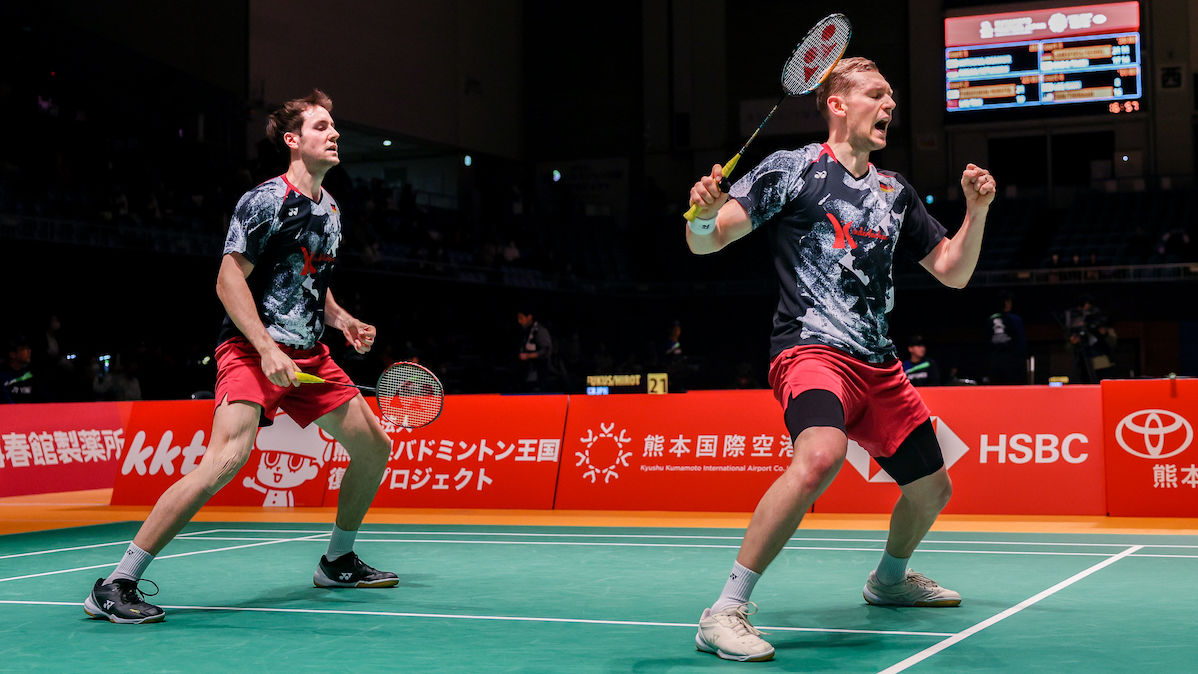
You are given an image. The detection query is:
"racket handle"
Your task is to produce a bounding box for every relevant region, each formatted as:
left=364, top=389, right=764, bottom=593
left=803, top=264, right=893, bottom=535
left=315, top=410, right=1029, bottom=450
left=295, top=372, right=325, bottom=384
left=682, top=154, right=740, bottom=221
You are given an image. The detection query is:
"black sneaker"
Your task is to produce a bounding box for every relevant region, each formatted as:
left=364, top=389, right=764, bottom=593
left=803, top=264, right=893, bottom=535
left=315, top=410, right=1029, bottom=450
left=83, top=578, right=166, bottom=624
left=313, top=551, right=399, bottom=588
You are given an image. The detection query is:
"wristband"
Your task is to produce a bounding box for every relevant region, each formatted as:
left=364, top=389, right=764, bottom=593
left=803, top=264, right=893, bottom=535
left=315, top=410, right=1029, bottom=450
left=688, top=215, right=717, bottom=236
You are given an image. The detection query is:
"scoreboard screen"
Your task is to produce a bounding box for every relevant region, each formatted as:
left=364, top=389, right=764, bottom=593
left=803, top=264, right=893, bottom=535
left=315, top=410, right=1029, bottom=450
left=945, top=2, right=1142, bottom=114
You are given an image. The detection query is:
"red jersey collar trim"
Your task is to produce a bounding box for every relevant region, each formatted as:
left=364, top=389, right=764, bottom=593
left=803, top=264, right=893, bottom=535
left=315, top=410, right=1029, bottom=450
left=279, top=173, right=323, bottom=203
left=816, top=143, right=838, bottom=164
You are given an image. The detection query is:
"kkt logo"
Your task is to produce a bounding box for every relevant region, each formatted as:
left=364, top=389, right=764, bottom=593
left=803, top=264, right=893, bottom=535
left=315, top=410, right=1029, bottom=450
left=1115, top=409, right=1193, bottom=459
left=845, top=417, right=968, bottom=483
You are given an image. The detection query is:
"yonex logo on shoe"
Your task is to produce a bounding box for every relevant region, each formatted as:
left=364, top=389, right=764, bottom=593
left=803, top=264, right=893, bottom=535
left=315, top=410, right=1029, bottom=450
left=104, top=600, right=114, bottom=610
left=339, top=572, right=353, bottom=581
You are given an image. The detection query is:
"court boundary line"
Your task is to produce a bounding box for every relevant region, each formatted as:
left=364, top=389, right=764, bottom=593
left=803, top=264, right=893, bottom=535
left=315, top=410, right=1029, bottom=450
left=0, top=599, right=954, bottom=637
left=0, top=528, right=227, bottom=560
left=0, top=533, right=325, bottom=584
left=176, top=528, right=1198, bottom=549
left=160, top=536, right=1125, bottom=557
left=877, top=545, right=1144, bottom=674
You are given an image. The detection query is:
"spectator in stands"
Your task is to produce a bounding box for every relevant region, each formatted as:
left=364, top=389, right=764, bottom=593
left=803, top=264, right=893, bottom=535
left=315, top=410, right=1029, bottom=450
left=1158, top=227, right=1194, bottom=262
left=902, top=335, right=941, bottom=387
left=503, top=239, right=521, bottom=264
left=1065, top=295, right=1117, bottom=382
left=987, top=292, right=1027, bottom=384
left=662, top=320, right=683, bottom=362
left=517, top=307, right=555, bottom=391
left=1, top=336, right=37, bottom=403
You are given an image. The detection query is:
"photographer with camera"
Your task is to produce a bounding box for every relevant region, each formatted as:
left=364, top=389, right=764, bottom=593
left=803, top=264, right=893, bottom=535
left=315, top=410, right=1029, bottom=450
left=1064, top=294, right=1117, bottom=383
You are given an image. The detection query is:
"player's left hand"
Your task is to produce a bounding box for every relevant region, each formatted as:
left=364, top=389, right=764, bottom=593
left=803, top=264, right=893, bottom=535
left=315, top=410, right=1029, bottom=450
left=342, top=319, right=376, bottom=354
left=961, top=163, right=996, bottom=209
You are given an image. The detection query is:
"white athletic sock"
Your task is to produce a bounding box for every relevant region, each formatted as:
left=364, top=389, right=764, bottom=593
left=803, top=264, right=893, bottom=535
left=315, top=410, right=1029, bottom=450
left=711, top=561, right=762, bottom=612
left=326, top=526, right=358, bottom=561
left=876, top=550, right=909, bottom=585
left=105, top=543, right=154, bottom=584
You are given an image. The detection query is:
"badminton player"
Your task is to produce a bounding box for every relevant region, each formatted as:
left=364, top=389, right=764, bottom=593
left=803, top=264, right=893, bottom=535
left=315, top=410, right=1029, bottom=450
left=685, top=58, right=995, bottom=661
left=84, top=90, right=397, bottom=623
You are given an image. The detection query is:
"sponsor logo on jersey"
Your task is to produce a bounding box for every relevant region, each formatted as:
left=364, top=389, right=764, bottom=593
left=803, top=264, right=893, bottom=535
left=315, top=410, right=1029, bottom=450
left=300, top=246, right=336, bottom=276
left=827, top=213, right=857, bottom=249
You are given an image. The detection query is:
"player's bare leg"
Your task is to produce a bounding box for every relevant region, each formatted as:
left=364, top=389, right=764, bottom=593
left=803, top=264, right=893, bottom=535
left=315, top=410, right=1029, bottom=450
left=316, top=394, right=392, bottom=530
left=133, top=399, right=262, bottom=554
left=312, top=394, right=397, bottom=588
left=738, top=426, right=848, bottom=571
left=864, top=467, right=960, bottom=606
left=85, top=399, right=260, bottom=623
left=696, top=426, right=847, bottom=661
left=885, top=467, right=952, bottom=558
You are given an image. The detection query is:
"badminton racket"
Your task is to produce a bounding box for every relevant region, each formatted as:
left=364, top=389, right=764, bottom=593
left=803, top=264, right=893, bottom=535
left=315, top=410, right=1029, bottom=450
left=684, top=13, right=852, bottom=221
left=296, top=361, right=444, bottom=428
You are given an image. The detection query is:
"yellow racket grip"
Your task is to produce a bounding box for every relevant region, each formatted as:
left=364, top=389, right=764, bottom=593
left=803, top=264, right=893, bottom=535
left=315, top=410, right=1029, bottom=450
left=295, top=372, right=325, bottom=384
left=682, top=154, right=741, bottom=221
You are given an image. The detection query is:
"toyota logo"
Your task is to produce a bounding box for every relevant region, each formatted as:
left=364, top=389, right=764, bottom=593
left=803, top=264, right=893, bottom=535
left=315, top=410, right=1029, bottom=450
left=1115, top=409, right=1193, bottom=459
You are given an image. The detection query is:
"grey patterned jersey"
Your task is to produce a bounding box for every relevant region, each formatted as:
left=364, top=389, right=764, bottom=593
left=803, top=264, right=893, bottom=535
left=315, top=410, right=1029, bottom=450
left=218, top=176, right=343, bottom=349
left=731, top=143, right=946, bottom=363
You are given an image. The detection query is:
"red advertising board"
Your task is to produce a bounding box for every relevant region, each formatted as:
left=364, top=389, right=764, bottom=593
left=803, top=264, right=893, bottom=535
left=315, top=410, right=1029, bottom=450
left=111, top=396, right=569, bottom=509
left=1102, top=379, right=1198, bottom=517
left=327, top=395, right=567, bottom=509
left=0, top=402, right=127, bottom=497
left=817, top=386, right=1105, bottom=515
left=111, top=401, right=332, bottom=506
left=555, top=391, right=796, bottom=511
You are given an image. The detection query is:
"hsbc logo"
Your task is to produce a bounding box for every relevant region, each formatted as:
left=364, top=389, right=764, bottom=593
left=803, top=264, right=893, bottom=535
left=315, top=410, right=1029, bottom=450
left=979, top=432, right=1089, bottom=464
left=1115, top=409, right=1193, bottom=459
left=846, top=417, right=968, bottom=483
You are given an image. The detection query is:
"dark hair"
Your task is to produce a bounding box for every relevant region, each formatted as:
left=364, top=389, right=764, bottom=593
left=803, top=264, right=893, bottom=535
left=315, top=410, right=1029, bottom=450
left=266, top=89, right=334, bottom=147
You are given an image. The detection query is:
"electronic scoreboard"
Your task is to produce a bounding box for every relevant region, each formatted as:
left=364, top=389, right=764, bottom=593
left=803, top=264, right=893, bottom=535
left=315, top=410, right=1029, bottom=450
left=945, top=2, right=1142, bottom=114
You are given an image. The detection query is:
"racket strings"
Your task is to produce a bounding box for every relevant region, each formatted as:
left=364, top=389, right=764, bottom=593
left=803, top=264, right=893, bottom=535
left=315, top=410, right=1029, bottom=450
left=376, top=363, right=444, bottom=427
left=782, top=15, right=851, bottom=94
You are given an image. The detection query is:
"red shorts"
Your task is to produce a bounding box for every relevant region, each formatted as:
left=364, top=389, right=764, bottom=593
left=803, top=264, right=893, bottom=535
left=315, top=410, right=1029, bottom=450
left=768, top=344, right=929, bottom=458
left=214, top=338, right=359, bottom=428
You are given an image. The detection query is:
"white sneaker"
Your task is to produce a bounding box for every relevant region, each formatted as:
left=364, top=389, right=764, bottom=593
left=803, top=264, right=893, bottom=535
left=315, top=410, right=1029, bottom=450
left=863, top=570, right=961, bottom=607
left=695, top=602, right=775, bottom=662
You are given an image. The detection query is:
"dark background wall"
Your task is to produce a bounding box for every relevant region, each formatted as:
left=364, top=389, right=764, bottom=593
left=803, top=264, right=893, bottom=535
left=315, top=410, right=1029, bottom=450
left=3, top=1, right=1195, bottom=400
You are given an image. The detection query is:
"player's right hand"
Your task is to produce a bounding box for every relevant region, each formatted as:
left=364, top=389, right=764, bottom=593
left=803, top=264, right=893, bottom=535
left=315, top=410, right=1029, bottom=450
left=689, top=164, right=729, bottom=220
left=259, top=345, right=300, bottom=387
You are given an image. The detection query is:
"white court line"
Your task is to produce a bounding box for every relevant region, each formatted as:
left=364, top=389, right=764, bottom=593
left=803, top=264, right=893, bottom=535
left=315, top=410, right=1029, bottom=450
left=1128, top=553, right=1198, bottom=559
left=0, top=534, right=325, bottom=583
left=185, top=528, right=1198, bottom=549
left=877, top=545, right=1144, bottom=674
left=166, top=536, right=1118, bottom=557
left=0, top=599, right=954, bottom=637
left=0, top=541, right=130, bottom=560
left=0, top=528, right=228, bottom=560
